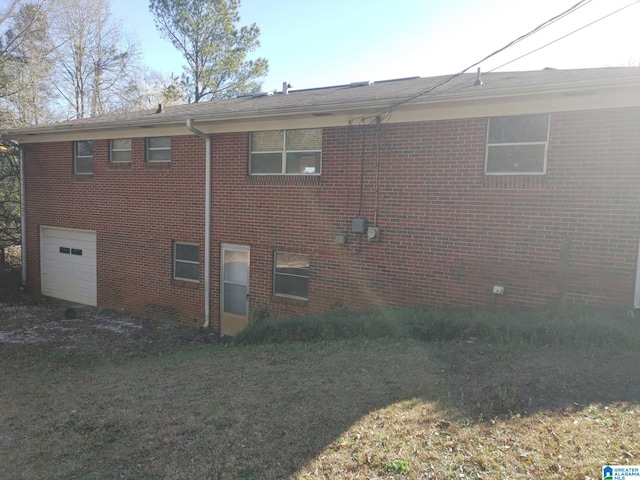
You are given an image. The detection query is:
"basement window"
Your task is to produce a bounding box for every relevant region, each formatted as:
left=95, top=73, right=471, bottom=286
left=147, top=136, right=171, bottom=162
left=174, top=242, right=199, bottom=282
left=110, top=139, right=132, bottom=163
left=485, top=114, right=550, bottom=175
left=73, top=140, right=93, bottom=174
left=250, top=129, right=321, bottom=175
left=273, top=252, right=309, bottom=300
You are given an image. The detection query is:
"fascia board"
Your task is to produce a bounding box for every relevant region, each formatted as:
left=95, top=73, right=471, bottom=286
left=9, top=78, right=640, bottom=143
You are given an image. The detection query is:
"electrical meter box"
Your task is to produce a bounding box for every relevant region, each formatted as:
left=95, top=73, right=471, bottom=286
left=351, top=218, right=367, bottom=233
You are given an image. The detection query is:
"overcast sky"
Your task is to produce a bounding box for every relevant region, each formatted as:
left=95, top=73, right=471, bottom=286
left=113, top=0, right=640, bottom=91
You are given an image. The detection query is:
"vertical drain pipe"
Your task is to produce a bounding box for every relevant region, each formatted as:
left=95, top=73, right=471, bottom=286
left=186, top=119, right=211, bottom=328
left=19, top=147, right=26, bottom=288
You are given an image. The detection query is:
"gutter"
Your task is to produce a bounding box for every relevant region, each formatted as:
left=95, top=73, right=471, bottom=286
left=19, top=148, right=26, bottom=288
left=9, top=73, right=640, bottom=140
left=185, top=119, right=212, bottom=329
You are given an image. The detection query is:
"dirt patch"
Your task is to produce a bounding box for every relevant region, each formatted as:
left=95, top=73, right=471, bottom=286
left=0, top=297, right=219, bottom=368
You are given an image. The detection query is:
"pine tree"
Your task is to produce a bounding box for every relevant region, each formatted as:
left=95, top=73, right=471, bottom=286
left=149, top=0, right=268, bottom=102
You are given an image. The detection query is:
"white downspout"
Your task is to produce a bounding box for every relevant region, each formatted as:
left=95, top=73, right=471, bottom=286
left=634, top=240, right=640, bottom=310
left=186, top=119, right=211, bottom=328
left=19, top=147, right=26, bottom=288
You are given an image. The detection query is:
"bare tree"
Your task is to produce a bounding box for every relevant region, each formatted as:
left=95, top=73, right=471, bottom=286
left=50, top=0, right=140, bottom=118
left=0, top=1, right=53, bottom=270
left=2, top=1, right=56, bottom=125
left=0, top=0, right=55, bottom=127
left=127, top=69, right=190, bottom=109
left=0, top=142, right=20, bottom=269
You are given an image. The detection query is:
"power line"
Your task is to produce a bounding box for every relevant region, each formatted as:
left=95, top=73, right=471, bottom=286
left=384, top=0, right=604, bottom=113
left=489, top=0, right=640, bottom=72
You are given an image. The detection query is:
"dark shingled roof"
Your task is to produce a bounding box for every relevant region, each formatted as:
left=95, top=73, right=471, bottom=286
left=7, top=67, right=640, bottom=135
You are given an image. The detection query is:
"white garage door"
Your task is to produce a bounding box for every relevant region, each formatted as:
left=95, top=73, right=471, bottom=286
left=41, top=227, right=97, bottom=306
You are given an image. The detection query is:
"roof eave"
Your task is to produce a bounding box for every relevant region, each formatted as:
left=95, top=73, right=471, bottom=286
left=8, top=73, right=640, bottom=143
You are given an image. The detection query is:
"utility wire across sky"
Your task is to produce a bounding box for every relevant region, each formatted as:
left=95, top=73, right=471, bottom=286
left=385, top=0, right=638, bottom=115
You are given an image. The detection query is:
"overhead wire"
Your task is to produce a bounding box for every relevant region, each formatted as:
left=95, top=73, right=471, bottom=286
left=352, top=0, right=637, bottom=228
left=394, top=0, right=640, bottom=104
left=381, top=0, right=621, bottom=115
left=489, top=0, right=640, bottom=72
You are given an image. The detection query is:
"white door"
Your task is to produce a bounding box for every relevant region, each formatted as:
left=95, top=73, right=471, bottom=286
left=220, top=244, right=250, bottom=336
left=41, top=227, right=97, bottom=306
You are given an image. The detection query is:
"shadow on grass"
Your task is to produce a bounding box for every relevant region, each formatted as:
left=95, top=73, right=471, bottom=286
left=3, top=306, right=640, bottom=479
left=434, top=341, right=640, bottom=419
left=2, top=340, right=442, bottom=479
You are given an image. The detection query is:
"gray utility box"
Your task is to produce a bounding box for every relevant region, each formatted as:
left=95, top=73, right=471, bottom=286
left=352, top=218, right=367, bottom=233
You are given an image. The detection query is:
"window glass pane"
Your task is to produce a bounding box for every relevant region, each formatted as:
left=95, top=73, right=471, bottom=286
left=148, top=136, right=171, bottom=149
left=111, top=150, right=131, bottom=163
left=276, top=252, right=309, bottom=270
left=76, top=140, right=93, bottom=156
left=175, top=262, right=199, bottom=280
left=224, top=283, right=248, bottom=315
left=275, top=252, right=309, bottom=298
left=250, top=129, right=323, bottom=176
left=112, top=138, right=131, bottom=150
left=224, top=250, right=248, bottom=283
left=75, top=157, right=93, bottom=174
left=286, top=152, right=321, bottom=174
left=176, top=243, right=199, bottom=262
left=274, top=275, right=309, bottom=298
left=486, top=144, right=547, bottom=173
left=286, top=129, right=322, bottom=150
left=488, top=115, right=549, bottom=144
left=251, top=131, right=283, bottom=151
left=148, top=149, right=171, bottom=162
left=250, top=153, right=283, bottom=174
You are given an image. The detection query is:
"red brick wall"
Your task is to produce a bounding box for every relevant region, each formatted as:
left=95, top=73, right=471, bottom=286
left=211, top=108, right=640, bottom=328
left=24, top=106, right=640, bottom=329
left=24, top=135, right=206, bottom=324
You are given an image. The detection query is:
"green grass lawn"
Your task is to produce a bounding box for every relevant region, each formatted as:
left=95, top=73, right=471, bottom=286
left=2, top=306, right=640, bottom=479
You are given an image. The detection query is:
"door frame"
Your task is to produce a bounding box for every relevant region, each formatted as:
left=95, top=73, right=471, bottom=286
left=220, top=243, right=250, bottom=336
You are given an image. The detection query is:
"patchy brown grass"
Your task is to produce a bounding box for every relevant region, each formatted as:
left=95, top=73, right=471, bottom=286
left=1, top=301, right=639, bottom=479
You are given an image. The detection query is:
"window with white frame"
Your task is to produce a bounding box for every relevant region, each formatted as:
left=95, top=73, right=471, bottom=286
left=110, top=138, right=132, bottom=163
left=273, top=252, right=309, bottom=299
left=147, top=136, right=171, bottom=162
left=74, top=140, right=93, bottom=174
left=485, top=114, right=550, bottom=175
left=250, top=129, right=321, bottom=175
left=174, top=242, right=199, bottom=282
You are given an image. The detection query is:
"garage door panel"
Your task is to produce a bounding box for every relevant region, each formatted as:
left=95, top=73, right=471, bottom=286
left=41, top=227, right=97, bottom=306
left=41, top=286, right=96, bottom=306
left=44, top=229, right=95, bottom=242
left=42, top=244, right=96, bottom=257
left=43, top=276, right=96, bottom=294
left=43, top=276, right=95, bottom=294
left=43, top=256, right=97, bottom=272
left=42, top=233, right=96, bottom=245
left=42, top=266, right=96, bottom=283
left=42, top=245, right=96, bottom=259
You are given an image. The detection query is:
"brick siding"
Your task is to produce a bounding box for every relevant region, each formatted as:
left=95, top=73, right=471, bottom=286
left=23, top=107, right=640, bottom=329
left=24, top=135, right=206, bottom=324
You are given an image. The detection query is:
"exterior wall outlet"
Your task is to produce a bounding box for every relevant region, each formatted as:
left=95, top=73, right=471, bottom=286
left=493, top=285, right=504, bottom=295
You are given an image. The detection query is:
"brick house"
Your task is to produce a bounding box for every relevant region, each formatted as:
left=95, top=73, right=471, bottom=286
left=8, top=67, right=640, bottom=334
